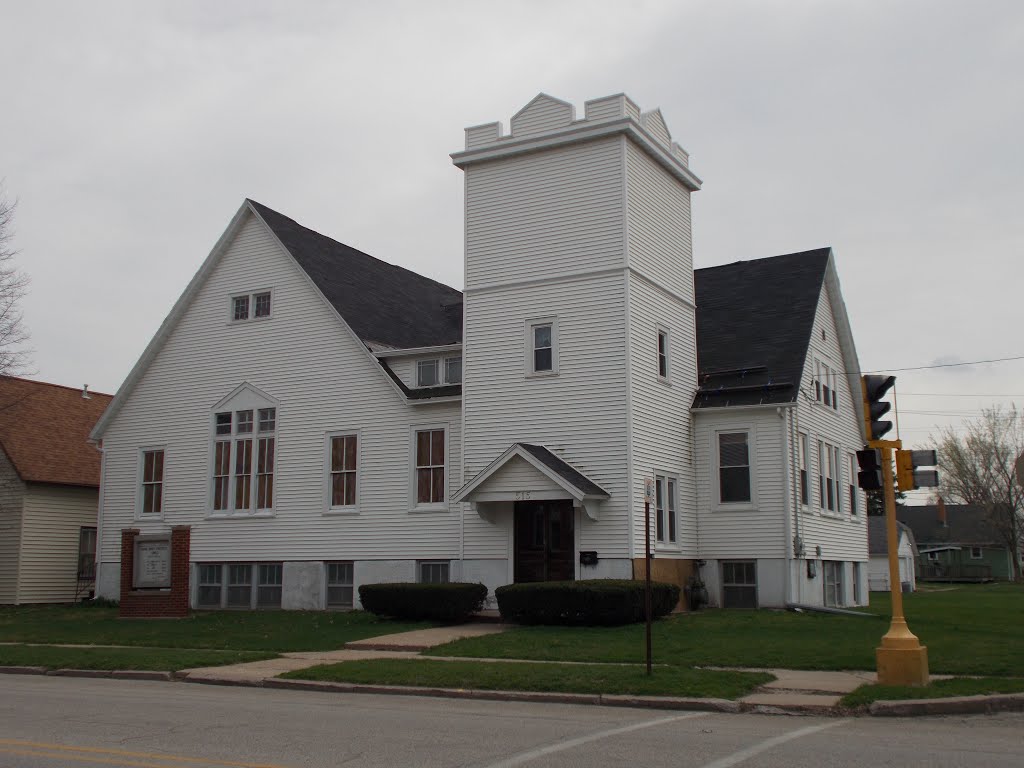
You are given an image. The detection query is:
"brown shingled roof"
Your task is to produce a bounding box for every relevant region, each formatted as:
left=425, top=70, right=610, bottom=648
left=0, top=377, right=112, bottom=487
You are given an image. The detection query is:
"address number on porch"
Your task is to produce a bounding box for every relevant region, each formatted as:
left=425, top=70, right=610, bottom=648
left=515, top=491, right=533, bottom=500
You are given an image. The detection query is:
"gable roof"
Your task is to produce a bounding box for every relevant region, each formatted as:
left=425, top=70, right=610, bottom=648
left=897, top=504, right=1004, bottom=546
left=692, top=249, right=831, bottom=408
left=0, top=377, right=112, bottom=487
left=248, top=201, right=463, bottom=351
left=868, top=516, right=917, bottom=556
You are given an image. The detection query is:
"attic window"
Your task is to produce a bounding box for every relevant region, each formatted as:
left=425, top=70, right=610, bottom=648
left=231, top=291, right=272, bottom=322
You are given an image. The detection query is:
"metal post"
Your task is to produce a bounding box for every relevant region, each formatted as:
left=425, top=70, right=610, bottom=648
left=645, top=497, right=652, bottom=676
left=876, top=445, right=929, bottom=685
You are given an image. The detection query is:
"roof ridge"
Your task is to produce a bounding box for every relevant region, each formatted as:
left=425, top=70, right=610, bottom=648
left=0, top=375, right=113, bottom=399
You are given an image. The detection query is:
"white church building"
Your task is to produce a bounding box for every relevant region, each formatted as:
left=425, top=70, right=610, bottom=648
left=91, top=93, right=869, bottom=610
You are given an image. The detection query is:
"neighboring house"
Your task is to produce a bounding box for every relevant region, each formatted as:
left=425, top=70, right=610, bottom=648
left=0, top=377, right=112, bottom=604
left=90, top=92, right=868, bottom=612
left=867, top=517, right=917, bottom=592
left=897, top=504, right=1013, bottom=581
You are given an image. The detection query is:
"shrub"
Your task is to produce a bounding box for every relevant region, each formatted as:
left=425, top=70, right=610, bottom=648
left=358, top=582, right=488, bottom=623
left=495, top=579, right=681, bottom=626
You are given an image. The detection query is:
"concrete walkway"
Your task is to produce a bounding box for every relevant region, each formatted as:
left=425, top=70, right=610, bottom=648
left=180, top=622, right=881, bottom=712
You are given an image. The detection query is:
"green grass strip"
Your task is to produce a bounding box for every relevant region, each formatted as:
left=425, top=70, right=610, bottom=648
left=842, top=677, right=1024, bottom=708
left=282, top=658, right=773, bottom=699
left=0, top=644, right=276, bottom=671
left=0, top=603, right=433, bottom=651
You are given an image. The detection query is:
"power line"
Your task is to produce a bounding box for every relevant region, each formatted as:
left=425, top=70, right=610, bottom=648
left=899, top=392, right=1023, bottom=398
left=859, top=353, right=1024, bottom=374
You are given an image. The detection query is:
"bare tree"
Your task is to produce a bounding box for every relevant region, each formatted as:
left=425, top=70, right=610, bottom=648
left=0, top=183, right=30, bottom=376
left=933, top=405, right=1024, bottom=581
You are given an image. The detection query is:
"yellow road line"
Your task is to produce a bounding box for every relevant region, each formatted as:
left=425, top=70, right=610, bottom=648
left=0, top=740, right=293, bottom=768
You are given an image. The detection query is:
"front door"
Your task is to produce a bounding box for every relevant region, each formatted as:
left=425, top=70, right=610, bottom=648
left=514, top=500, right=575, bottom=582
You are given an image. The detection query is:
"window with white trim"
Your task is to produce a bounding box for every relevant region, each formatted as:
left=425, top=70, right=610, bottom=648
left=718, top=432, right=751, bottom=504
left=197, top=563, right=283, bottom=609
left=231, top=290, right=272, bottom=322
left=328, top=434, right=358, bottom=509
left=326, top=562, right=354, bottom=608
left=140, top=449, right=164, bottom=516
left=824, top=561, right=845, bottom=607
left=527, top=319, right=557, bottom=375
left=414, top=428, right=445, bottom=505
left=657, top=330, right=669, bottom=379
left=212, top=408, right=276, bottom=514
left=655, top=474, right=678, bottom=544
left=419, top=561, right=450, bottom=584
left=815, top=360, right=838, bottom=410
left=798, top=433, right=809, bottom=506
left=417, top=359, right=439, bottom=387
left=927, top=551, right=939, bottom=562
left=444, top=356, right=462, bottom=384
left=77, top=527, right=97, bottom=581
left=848, top=453, right=858, bottom=515
left=818, top=441, right=841, bottom=513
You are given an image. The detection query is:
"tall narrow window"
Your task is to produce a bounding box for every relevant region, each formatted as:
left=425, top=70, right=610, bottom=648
left=667, top=477, right=677, bottom=543
left=818, top=440, right=826, bottom=509
left=655, top=475, right=665, bottom=542
left=533, top=323, right=553, bottom=372
left=848, top=454, right=858, bottom=515
left=330, top=434, right=358, bottom=507
left=815, top=360, right=839, bottom=410
left=799, top=433, right=809, bottom=506
left=718, top=432, right=751, bottom=503
left=832, top=445, right=842, bottom=514
left=141, top=449, right=164, bottom=515
left=444, top=357, right=462, bottom=384
left=212, top=405, right=277, bottom=514
left=657, top=330, right=669, bottom=378
left=415, top=428, right=445, bottom=505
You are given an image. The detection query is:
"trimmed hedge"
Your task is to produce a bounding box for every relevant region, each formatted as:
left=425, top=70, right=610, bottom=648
left=358, top=582, right=488, bottom=623
left=495, top=579, right=681, bottom=626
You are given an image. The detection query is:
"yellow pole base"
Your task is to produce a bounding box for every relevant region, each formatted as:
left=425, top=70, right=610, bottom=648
left=876, top=641, right=929, bottom=687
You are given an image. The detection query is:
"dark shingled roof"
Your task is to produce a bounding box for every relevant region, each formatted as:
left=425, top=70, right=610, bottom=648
left=692, top=249, right=831, bottom=408
left=517, top=443, right=609, bottom=498
left=249, top=200, right=463, bottom=350
left=897, top=504, right=1003, bottom=546
left=868, top=517, right=916, bottom=556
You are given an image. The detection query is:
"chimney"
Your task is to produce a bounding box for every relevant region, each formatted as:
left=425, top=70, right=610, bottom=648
left=82, top=384, right=91, bottom=400
left=937, top=496, right=947, bottom=527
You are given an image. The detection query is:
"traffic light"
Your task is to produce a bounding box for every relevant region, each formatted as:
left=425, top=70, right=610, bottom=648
left=856, top=448, right=884, bottom=490
left=861, top=374, right=896, bottom=442
left=895, top=449, right=939, bottom=492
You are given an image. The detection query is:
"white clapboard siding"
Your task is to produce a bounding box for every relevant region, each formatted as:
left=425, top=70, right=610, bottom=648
left=0, top=450, right=24, bottom=603
left=17, top=485, right=97, bottom=603
left=482, top=456, right=564, bottom=495
left=792, top=281, right=868, bottom=562
left=461, top=270, right=630, bottom=558
left=99, top=212, right=463, bottom=566
left=465, top=137, right=625, bottom=290
left=625, top=142, right=694, bottom=305
left=627, top=273, right=699, bottom=559
left=509, top=94, right=575, bottom=137
left=694, top=408, right=788, bottom=558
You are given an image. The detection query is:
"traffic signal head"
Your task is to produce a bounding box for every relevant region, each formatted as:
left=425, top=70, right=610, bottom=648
left=862, top=374, right=896, bottom=442
left=895, top=449, right=939, bottom=492
left=856, top=448, right=884, bottom=491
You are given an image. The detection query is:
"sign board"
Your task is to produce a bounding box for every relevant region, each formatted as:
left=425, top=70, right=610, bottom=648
left=134, top=537, right=171, bottom=589
left=644, top=477, right=655, bottom=503
left=1016, top=453, right=1024, bottom=487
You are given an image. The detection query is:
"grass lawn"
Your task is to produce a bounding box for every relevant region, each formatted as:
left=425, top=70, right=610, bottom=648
left=842, top=677, right=1024, bottom=708
left=0, top=603, right=433, bottom=652
left=0, top=644, right=276, bottom=671
left=432, top=584, right=1024, bottom=677
left=283, top=658, right=773, bottom=699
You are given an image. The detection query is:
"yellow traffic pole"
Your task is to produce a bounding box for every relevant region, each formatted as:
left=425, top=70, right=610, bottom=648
left=876, top=444, right=929, bottom=686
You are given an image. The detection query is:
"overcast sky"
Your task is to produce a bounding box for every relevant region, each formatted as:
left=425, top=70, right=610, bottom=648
left=2, top=0, right=1021, bottom=487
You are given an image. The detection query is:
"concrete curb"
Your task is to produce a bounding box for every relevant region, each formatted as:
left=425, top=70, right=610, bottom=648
left=869, top=692, right=1024, bottom=717
left=0, top=665, right=47, bottom=675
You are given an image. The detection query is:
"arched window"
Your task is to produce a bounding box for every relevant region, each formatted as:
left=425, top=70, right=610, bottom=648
left=210, top=384, right=278, bottom=514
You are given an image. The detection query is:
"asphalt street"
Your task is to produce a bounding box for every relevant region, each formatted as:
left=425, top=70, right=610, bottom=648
left=1, top=675, right=1022, bottom=768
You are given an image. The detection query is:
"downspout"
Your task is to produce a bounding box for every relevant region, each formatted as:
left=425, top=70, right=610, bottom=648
left=91, top=439, right=106, bottom=601
left=791, top=405, right=803, bottom=605
left=779, top=406, right=792, bottom=607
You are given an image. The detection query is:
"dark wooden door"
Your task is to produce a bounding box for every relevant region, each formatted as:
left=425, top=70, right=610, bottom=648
left=514, top=500, right=575, bottom=582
